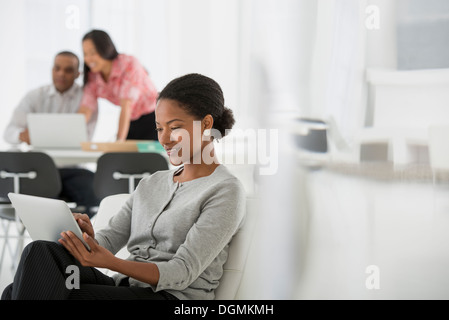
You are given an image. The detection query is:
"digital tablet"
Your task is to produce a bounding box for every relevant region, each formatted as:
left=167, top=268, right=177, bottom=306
left=8, top=193, right=90, bottom=251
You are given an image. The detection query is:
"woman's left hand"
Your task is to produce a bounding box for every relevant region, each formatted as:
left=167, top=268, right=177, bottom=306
left=58, top=231, right=116, bottom=268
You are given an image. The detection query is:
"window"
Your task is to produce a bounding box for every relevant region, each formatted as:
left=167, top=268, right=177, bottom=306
left=397, top=0, right=449, bottom=70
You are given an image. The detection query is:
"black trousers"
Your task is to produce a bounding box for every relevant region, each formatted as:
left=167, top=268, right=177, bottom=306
left=1, top=241, right=177, bottom=300
left=127, top=111, right=158, bottom=141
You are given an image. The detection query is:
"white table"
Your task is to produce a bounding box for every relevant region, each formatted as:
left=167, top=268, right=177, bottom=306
left=41, top=149, right=103, bottom=167
left=356, top=127, right=428, bottom=166
left=1, top=144, right=173, bottom=171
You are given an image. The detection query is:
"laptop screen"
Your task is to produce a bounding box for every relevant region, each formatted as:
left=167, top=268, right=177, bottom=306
left=27, top=113, right=88, bottom=149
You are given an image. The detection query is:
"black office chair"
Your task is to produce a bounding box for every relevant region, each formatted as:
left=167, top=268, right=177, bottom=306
left=0, top=151, right=62, bottom=275
left=93, top=152, right=169, bottom=201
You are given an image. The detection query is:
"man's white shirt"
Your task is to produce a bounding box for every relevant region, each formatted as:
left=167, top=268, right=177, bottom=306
left=3, top=83, right=97, bottom=144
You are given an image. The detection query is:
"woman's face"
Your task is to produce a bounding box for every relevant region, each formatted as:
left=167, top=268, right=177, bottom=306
left=82, top=39, right=109, bottom=74
left=156, top=99, right=211, bottom=166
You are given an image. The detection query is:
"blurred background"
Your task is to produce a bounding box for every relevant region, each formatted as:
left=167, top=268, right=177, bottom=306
left=2, top=0, right=449, bottom=299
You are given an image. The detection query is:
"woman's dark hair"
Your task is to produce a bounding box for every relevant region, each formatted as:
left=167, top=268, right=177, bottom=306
left=157, top=73, right=235, bottom=138
left=82, top=29, right=119, bottom=86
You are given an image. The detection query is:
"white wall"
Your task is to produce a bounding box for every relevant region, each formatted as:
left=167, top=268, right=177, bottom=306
left=363, top=1, right=449, bottom=139
left=0, top=0, right=26, bottom=150
left=307, top=0, right=369, bottom=143
left=234, top=0, right=313, bottom=299
left=165, top=0, right=241, bottom=122
left=365, top=0, right=397, bottom=69
left=0, top=0, right=92, bottom=146
left=89, top=0, right=170, bottom=88
left=304, top=0, right=405, bottom=146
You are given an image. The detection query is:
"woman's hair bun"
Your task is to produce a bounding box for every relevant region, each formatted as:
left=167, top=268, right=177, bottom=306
left=158, top=73, right=236, bottom=139
left=213, top=107, right=235, bottom=138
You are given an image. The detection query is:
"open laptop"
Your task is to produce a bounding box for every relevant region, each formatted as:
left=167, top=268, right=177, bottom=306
left=8, top=193, right=90, bottom=251
left=27, top=113, right=88, bottom=150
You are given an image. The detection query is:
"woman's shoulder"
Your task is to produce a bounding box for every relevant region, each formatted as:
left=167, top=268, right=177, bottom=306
left=115, top=54, right=142, bottom=71
left=207, top=166, right=247, bottom=219
left=211, top=165, right=247, bottom=196
left=141, top=167, right=173, bottom=183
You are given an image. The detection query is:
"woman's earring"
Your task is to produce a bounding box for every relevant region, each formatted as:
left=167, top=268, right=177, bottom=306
left=203, top=129, right=211, bottom=137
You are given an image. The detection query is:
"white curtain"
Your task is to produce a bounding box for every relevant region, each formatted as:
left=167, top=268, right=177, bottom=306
left=308, top=0, right=368, bottom=147
left=90, top=0, right=170, bottom=88
left=235, top=0, right=312, bottom=299
left=0, top=0, right=92, bottom=148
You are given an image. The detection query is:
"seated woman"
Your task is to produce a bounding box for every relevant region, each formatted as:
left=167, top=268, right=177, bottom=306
left=1, top=73, right=246, bottom=300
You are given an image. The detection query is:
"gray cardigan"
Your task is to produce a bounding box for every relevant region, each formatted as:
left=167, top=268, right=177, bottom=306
left=95, top=165, right=246, bottom=300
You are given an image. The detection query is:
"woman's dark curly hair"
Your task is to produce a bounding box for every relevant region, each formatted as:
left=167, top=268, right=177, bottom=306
left=157, top=73, right=235, bottom=139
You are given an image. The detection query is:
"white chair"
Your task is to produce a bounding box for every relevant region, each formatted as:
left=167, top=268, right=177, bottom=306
left=93, top=193, right=258, bottom=299
left=215, top=195, right=257, bottom=299
left=91, top=194, right=130, bottom=275
left=428, top=125, right=449, bottom=215
left=428, top=125, right=449, bottom=175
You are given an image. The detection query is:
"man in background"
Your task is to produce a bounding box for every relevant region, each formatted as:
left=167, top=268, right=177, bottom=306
left=3, top=51, right=99, bottom=217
